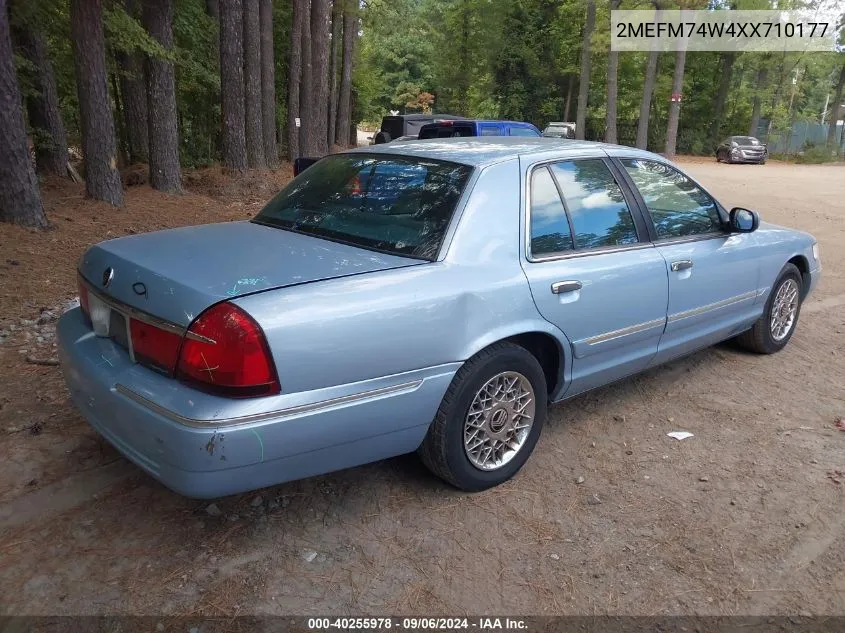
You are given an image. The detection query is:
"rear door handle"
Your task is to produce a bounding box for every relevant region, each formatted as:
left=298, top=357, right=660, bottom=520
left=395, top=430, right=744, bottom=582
left=551, top=280, right=582, bottom=294
left=670, top=260, right=693, bottom=272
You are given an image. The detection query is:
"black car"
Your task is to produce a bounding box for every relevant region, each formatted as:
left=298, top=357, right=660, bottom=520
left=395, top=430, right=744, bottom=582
left=373, top=113, right=464, bottom=144
left=716, top=136, right=768, bottom=164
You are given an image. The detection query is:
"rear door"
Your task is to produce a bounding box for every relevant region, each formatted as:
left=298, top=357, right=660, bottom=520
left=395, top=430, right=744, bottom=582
left=615, top=157, right=761, bottom=364
left=520, top=154, right=668, bottom=397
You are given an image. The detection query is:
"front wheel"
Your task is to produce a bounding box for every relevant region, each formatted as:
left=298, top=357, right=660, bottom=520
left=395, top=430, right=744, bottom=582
left=735, top=263, right=803, bottom=354
left=418, top=342, right=547, bottom=491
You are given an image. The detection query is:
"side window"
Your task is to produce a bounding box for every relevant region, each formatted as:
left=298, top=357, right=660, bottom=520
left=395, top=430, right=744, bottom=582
left=620, top=159, right=722, bottom=239
left=549, top=159, right=639, bottom=249
left=480, top=126, right=500, bottom=136
left=510, top=127, right=540, bottom=137
left=529, top=167, right=574, bottom=257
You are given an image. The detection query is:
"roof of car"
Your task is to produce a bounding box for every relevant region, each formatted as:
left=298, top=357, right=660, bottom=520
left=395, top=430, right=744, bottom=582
left=344, top=137, right=658, bottom=168
left=383, top=113, right=463, bottom=121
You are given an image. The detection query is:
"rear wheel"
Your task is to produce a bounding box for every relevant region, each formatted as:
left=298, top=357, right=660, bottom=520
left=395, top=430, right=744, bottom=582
left=735, top=263, right=803, bottom=354
left=418, top=342, right=547, bottom=491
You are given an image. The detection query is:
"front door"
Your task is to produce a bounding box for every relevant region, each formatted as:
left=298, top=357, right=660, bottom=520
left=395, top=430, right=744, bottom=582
left=617, top=158, right=761, bottom=365
left=520, top=156, right=669, bottom=398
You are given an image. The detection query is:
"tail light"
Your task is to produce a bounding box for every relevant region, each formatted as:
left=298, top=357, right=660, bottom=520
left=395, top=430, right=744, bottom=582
left=176, top=302, right=280, bottom=398
left=130, top=319, right=182, bottom=373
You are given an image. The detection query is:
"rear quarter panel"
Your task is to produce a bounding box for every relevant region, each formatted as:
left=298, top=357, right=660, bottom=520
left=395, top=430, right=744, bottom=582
left=235, top=159, right=571, bottom=395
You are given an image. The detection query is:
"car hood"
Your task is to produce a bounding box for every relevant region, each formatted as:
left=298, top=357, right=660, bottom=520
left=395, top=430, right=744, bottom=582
left=79, top=221, right=424, bottom=327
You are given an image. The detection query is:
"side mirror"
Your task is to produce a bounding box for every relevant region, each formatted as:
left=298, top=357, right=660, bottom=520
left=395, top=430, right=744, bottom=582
left=729, top=207, right=759, bottom=233
left=293, top=157, right=319, bottom=176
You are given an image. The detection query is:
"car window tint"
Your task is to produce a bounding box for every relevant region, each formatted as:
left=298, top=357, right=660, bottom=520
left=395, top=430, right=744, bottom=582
left=529, top=167, right=574, bottom=257
left=510, top=127, right=539, bottom=137
left=620, top=159, right=721, bottom=239
left=480, top=126, right=500, bottom=136
left=254, top=155, right=472, bottom=260
left=549, top=159, right=638, bottom=249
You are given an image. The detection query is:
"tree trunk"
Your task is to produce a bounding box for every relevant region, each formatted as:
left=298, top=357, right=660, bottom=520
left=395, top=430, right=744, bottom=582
left=664, top=48, right=686, bottom=158
left=305, top=0, right=330, bottom=155
left=259, top=0, right=277, bottom=165
left=14, top=22, right=69, bottom=177
left=748, top=66, right=767, bottom=138
left=636, top=50, right=658, bottom=149
left=243, top=0, right=265, bottom=168
left=117, top=0, right=148, bottom=163
left=287, top=0, right=305, bottom=160
left=70, top=0, right=123, bottom=206
left=299, top=0, right=312, bottom=153
left=826, top=62, right=845, bottom=148
left=117, top=49, right=148, bottom=163
left=563, top=73, right=574, bottom=121
left=709, top=52, right=735, bottom=145
left=143, top=0, right=181, bottom=193
left=327, top=0, right=341, bottom=148
left=219, top=0, right=247, bottom=170
left=336, top=0, right=355, bottom=147
left=575, top=0, right=595, bottom=140
left=0, top=0, right=47, bottom=227
left=604, top=0, right=620, bottom=144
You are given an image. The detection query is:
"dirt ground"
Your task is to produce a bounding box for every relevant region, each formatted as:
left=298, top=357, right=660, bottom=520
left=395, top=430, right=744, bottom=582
left=0, top=158, right=843, bottom=617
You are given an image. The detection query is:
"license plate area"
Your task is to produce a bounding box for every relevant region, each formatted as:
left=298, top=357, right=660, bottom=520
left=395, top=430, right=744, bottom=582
left=88, top=293, right=134, bottom=360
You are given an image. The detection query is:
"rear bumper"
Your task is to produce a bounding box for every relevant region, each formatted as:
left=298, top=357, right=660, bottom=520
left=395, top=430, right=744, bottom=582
left=57, top=308, right=457, bottom=498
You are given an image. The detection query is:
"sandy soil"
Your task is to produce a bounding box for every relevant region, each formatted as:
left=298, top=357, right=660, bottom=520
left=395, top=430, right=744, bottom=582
left=0, top=159, right=843, bottom=616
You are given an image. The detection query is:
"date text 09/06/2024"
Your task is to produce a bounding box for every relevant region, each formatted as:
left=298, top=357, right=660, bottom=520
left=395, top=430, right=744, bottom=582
left=307, top=618, right=528, bottom=630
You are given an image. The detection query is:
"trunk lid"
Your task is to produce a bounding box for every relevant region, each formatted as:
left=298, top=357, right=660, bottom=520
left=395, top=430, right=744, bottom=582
left=79, top=221, right=423, bottom=327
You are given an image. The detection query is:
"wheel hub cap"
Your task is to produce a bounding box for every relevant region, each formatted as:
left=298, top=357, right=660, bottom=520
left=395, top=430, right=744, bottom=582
left=463, top=371, right=536, bottom=471
left=770, top=278, right=799, bottom=342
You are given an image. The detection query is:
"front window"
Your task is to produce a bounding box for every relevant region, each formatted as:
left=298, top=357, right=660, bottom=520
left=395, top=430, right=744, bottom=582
left=732, top=136, right=760, bottom=145
left=620, top=158, right=722, bottom=239
left=253, top=154, right=472, bottom=260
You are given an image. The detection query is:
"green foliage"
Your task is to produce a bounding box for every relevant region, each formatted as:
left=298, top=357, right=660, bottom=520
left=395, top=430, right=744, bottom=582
left=793, top=144, right=838, bottom=163
left=104, top=3, right=175, bottom=61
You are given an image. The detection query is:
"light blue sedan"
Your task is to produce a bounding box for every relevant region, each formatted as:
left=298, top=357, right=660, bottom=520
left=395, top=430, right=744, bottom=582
left=57, top=138, right=820, bottom=498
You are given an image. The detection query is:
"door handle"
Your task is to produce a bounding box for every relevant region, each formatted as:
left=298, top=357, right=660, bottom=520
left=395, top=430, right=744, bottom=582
left=551, top=280, right=582, bottom=294
left=670, top=260, right=693, bottom=272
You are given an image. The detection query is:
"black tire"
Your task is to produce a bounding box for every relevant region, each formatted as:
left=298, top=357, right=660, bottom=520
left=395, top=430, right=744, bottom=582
left=418, top=342, right=548, bottom=491
left=373, top=131, right=391, bottom=144
left=716, top=152, right=721, bottom=163
left=735, top=263, right=803, bottom=354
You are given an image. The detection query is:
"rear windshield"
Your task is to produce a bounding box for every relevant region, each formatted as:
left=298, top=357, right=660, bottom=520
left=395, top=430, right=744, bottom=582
left=253, top=154, right=472, bottom=260
left=419, top=124, right=476, bottom=139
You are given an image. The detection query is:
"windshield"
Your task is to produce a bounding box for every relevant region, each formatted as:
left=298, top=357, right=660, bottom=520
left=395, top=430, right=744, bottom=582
left=253, top=154, right=473, bottom=260
left=732, top=136, right=760, bottom=145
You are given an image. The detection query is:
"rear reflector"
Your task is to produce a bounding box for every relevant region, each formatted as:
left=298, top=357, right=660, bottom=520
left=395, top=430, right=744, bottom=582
left=130, top=318, right=182, bottom=374
left=177, top=302, right=279, bottom=397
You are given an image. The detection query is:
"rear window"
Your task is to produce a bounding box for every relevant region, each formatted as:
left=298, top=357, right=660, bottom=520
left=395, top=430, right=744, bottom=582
left=381, top=117, right=406, bottom=139
left=253, top=154, right=472, bottom=260
left=419, top=124, right=476, bottom=139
